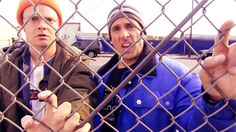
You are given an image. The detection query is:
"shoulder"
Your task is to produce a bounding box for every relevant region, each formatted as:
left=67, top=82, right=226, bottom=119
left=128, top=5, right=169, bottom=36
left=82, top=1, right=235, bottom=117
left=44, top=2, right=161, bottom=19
left=154, top=55, right=201, bottom=82
left=56, top=45, right=92, bottom=73
left=0, top=45, right=27, bottom=64
left=57, top=42, right=91, bottom=65
left=97, top=54, right=119, bottom=76
left=155, top=55, right=189, bottom=74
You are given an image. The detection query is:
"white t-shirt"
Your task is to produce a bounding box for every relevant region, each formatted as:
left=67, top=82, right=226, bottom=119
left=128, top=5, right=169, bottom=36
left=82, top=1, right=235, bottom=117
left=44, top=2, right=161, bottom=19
left=29, top=57, right=45, bottom=121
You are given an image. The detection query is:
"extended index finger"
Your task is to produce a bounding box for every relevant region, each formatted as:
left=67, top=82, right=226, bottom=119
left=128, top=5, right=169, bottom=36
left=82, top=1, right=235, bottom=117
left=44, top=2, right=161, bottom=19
left=214, top=20, right=235, bottom=56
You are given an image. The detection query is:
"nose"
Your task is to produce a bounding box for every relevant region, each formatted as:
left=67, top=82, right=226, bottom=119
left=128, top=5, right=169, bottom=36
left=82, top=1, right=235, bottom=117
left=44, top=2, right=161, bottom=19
left=120, top=28, right=130, bottom=39
left=37, top=20, right=47, bottom=30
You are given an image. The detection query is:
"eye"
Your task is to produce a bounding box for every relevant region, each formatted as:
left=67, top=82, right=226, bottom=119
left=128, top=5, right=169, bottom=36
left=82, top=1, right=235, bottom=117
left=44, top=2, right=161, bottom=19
left=31, top=16, right=40, bottom=22
left=111, top=25, right=120, bottom=32
left=46, top=18, right=53, bottom=22
left=45, top=17, right=56, bottom=23
left=126, top=23, right=136, bottom=29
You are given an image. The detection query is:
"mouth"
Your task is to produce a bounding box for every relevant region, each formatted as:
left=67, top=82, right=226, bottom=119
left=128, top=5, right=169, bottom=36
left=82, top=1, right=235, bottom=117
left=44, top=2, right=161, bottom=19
left=122, top=43, right=132, bottom=48
left=121, top=42, right=135, bottom=54
left=37, top=34, right=49, bottom=40
left=38, top=34, right=48, bottom=37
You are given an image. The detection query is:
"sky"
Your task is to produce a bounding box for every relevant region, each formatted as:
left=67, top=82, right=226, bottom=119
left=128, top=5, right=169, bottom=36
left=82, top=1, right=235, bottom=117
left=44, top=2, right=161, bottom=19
left=1, top=0, right=236, bottom=45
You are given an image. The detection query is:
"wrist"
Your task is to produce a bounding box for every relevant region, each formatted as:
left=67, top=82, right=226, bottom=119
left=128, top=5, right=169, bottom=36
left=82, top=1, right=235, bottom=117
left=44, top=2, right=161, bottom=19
left=201, top=86, right=219, bottom=105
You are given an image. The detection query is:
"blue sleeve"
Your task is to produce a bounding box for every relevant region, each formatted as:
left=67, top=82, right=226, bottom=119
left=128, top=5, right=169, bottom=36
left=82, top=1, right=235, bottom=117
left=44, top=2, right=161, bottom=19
left=163, top=58, right=235, bottom=131
left=187, top=97, right=236, bottom=131
left=175, top=73, right=236, bottom=131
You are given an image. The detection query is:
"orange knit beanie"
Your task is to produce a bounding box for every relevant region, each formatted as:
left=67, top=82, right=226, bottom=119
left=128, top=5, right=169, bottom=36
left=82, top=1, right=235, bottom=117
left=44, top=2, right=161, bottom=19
left=16, top=0, right=62, bottom=26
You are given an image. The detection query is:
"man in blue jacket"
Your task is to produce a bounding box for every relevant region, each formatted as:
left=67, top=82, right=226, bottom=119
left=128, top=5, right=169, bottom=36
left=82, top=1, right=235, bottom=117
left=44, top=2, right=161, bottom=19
left=94, top=5, right=236, bottom=131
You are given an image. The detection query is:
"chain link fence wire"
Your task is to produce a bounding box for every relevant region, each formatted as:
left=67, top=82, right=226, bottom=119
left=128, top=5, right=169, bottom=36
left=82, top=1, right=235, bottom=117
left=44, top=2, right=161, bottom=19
left=0, top=0, right=235, bottom=131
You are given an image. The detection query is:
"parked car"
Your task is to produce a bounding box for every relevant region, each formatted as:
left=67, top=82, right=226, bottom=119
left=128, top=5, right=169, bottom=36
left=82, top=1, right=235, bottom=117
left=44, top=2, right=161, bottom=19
left=72, top=39, right=103, bottom=58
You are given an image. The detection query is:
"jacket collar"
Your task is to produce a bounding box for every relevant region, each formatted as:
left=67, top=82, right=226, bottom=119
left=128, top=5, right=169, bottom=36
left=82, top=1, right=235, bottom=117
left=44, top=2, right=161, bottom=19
left=98, top=44, right=157, bottom=77
left=21, top=46, right=55, bottom=69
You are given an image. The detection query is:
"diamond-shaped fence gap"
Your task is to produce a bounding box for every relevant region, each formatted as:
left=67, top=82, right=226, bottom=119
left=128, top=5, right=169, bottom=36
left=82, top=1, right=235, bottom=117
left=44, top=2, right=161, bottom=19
left=148, top=15, right=180, bottom=37
left=60, top=83, right=94, bottom=112
left=116, top=104, right=145, bottom=131
left=179, top=37, right=200, bottom=57
left=98, top=34, right=115, bottom=53
left=78, top=38, right=101, bottom=57
left=155, top=60, right=202, bottom=120
left=161, top=37, right=185, bottom=55
left=96, top=33, right=120, bottom=55
left=57, top=70, right=97, bottom=111
left=136, top=84, right=162, bottom=109
left=188, top=93, right=221, bottom=131
left=0, top=16, right=21, bottom=48
left=0, top=85, right=18, bottom=110
left=193, top=15, right=218, bottom=35
left=59, top=60, right=85, bottom=79
left=100, top=121, right=119, bottom=132
left=1, top=117, right=24, bottom=131
left=128, top=121, right=153, bottom=132
left=192, top=119, right=217, bottom=132
left=95, top=59, right=120, bottom=81
left=15, top=99, right=33, bottom=115
left=2, top=39, right=24, bottom=54
left=57, top=41, right=85, bottom=58
left=222, top=122, right=236, bottom=132
left=75, top=11, right=101, bottom=33
left=163, top=0, right=193, bottom=25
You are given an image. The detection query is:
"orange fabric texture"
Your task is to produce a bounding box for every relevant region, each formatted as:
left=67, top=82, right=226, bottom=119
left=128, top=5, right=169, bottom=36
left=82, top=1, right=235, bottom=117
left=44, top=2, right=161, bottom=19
left=16, top=0, right=62, bottom=26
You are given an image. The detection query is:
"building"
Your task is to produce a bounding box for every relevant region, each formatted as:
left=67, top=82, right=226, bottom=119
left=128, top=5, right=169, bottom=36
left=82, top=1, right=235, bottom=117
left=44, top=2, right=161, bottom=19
left=58, top=22, right=80, bottom=45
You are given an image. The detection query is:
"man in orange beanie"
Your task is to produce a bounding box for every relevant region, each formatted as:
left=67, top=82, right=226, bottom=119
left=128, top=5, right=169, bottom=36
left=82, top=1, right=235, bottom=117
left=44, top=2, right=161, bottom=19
left=0, top=0, right=96, bottom=131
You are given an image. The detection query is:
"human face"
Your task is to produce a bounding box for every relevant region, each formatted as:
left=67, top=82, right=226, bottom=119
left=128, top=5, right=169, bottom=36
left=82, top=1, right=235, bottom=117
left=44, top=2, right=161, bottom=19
left=23, top=5, right=59, bottom=52
left=110, top=17, right=144, bottom=67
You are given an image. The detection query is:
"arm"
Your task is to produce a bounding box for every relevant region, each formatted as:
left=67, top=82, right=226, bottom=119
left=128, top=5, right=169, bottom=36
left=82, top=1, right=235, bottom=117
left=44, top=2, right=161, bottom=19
left=58, top=61, right=97, bottom=121
left=185, top=20, right=236, bottom=131
left=173, top=72, right=235, bottom=131
left=199, top=20, right=236, bottom=101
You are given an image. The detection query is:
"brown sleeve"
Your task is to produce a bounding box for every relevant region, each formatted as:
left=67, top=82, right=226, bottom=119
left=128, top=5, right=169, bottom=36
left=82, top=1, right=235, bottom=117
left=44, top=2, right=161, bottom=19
left=56, top=60, right=97, bottom=120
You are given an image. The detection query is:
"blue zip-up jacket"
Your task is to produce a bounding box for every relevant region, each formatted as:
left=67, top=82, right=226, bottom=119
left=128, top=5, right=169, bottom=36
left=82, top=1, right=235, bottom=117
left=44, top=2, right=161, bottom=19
left=94, top=46, right=236, bottom=131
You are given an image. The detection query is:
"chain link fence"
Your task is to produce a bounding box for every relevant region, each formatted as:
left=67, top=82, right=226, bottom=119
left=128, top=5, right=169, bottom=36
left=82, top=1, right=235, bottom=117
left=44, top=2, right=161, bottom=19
left=0, top=0, right=236, bottom=131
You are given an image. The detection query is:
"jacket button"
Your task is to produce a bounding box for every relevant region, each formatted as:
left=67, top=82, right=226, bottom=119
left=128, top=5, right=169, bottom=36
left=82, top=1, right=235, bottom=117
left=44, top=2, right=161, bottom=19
left=136, top=99, right=142, bottom=105
left=128, top=81, right=132, bottom=85
left=165, top=101, right=170, bottom=106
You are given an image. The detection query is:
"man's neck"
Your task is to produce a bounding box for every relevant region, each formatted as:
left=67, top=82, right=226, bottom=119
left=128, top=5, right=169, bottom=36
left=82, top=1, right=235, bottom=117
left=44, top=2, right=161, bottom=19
left=118, top=57, right=137, bottom=69
left=29, top=45, right=56, bottom=65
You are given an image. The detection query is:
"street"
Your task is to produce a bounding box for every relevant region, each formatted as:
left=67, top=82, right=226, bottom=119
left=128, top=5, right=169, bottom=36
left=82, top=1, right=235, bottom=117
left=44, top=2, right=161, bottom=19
left=89, top=54, right=201, bottom=73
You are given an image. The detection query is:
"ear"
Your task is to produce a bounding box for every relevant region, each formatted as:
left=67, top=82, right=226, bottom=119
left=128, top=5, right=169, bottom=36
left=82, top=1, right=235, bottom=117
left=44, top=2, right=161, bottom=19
left=109, top=39, right=114, bottom=46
